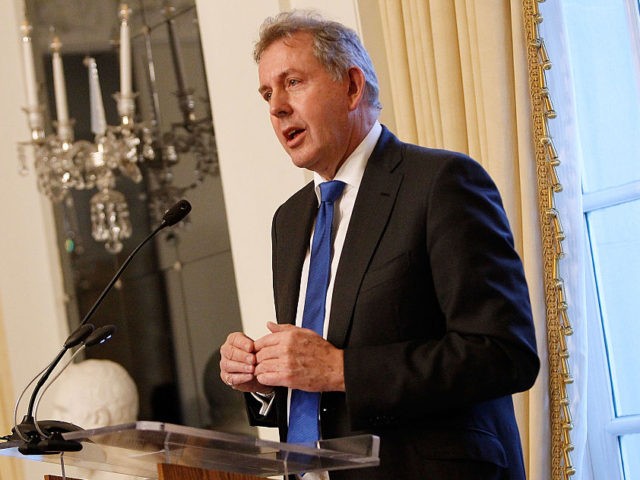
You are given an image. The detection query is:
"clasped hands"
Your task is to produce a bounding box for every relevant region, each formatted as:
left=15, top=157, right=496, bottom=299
left=219, top=321, right=345, bottom=394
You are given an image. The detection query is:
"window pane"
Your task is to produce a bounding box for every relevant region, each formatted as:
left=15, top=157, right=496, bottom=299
left=563, top=0, right=640, bottom=193
left=586, top=199, right=640, bottom=416
left=621, top=433, right=640, bottom=479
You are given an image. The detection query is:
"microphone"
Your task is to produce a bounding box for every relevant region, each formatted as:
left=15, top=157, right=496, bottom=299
left=83, top=324, right=117, bottom=347
left=12, top=324, right=115, bottom=454
left=9, top=200, right=191, bottom=455
left=161, top=199, right=192, bottom=227
left=18, top=324, right=95, bottom=429
left=32, top=325, right=118, bottom=426
left=17, top=326, right=117, bottom=455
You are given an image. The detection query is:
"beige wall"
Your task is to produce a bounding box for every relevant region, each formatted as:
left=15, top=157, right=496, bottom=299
left=0, top=0, right=390, bottom=476
left=0, top=3, right=68, bottom=477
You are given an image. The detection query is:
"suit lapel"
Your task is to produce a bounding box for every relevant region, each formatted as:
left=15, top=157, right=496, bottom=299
left=274, top=183, right=317, bottom=325
left=327, top=128, right=404, bottom=348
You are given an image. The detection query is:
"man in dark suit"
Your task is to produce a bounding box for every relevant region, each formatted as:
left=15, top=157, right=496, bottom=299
left=219, top=10, right=539, bottom=480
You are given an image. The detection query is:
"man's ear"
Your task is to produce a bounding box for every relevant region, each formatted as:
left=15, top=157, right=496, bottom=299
left=346, top=66, right=367, bottom=110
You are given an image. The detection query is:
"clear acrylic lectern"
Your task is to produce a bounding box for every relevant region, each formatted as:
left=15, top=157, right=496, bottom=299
left=0, top=421, right=380, bottom=479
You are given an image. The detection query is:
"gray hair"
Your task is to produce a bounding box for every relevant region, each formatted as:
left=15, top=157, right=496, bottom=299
left=254, top=10, right=382, bottom=110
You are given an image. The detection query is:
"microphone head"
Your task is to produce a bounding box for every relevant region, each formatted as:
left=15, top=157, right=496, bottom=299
left=161, top=199, right=192, bottom=227
left=63, top=324, right=95, bottom=349
left=84, top=325, right=117, bottom=347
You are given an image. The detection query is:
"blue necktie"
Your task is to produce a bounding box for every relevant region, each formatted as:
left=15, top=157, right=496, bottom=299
left=287, top=180, right=346, bottom=444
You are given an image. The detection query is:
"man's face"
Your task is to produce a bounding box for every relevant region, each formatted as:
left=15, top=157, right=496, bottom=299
left=258, top=32, right=357, bottom=179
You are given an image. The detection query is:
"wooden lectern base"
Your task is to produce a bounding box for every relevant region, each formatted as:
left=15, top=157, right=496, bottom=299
left=43, top=463, right=264, bottom=480
left=44, top=476, right=84, bottom=480
left=158, top=463, right=263, bottom=480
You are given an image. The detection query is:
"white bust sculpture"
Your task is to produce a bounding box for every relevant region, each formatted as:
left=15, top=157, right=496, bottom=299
left=49, top=359, right=138, bottom=430
left=47, top=359, right=141, bottom=479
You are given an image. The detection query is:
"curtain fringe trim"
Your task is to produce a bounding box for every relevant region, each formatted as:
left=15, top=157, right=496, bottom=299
left=523, top=1, right=576, bottom=478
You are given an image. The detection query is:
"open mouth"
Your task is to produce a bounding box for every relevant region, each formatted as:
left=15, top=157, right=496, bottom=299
left=285, top=128, right=305, bottom=141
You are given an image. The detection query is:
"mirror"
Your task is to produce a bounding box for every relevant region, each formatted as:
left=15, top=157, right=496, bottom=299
left=23, top=0, right=251, bottom=434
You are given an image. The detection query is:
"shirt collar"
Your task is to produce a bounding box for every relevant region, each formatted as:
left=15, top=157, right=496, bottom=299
left=313, top=121, right=382, bottom=200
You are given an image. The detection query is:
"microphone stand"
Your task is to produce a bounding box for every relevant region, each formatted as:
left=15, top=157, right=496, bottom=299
left=7, top=199, right=192, bottom=455
left=13, top=324, right=96, bottom=454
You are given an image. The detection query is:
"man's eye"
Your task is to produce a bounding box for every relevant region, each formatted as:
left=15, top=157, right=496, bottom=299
left=287, top=79, right=300, bottom=87
left=263, top=92, right=272, bottom=101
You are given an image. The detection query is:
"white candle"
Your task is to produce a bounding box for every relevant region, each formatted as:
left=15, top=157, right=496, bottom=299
left=20, top=21, right=39, bottom=110
left=85, top=57, right=107, bottom=136
left=119, top=4, right=132, bottom=98
left=50, top=36, right=69, bottom=124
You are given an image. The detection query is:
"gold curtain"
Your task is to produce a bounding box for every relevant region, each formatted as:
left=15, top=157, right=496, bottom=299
left=376, top=0, right=566, bottom=478
left=0, top=298, right=24, bottom=479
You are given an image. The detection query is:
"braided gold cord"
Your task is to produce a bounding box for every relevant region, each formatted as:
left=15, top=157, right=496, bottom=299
left=523, top=1, right=575, bottom=478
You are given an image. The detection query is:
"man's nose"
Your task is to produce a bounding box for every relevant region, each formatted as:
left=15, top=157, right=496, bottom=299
left=269, top=91, right=292, bottom=117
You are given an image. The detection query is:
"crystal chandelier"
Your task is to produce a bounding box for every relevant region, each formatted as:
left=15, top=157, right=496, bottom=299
left=17, top=3, right=217, bottom=254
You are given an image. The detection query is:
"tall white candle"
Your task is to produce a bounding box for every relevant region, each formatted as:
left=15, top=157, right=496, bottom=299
left=85, top=57, right=107, bottom=136
left=119, top=4, right=132, bottom=98
left=50, top=36, right=69, bottom=124
left=20, top=21, right=39, bottom=110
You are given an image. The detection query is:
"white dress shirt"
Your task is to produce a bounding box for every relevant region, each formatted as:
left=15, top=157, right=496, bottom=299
left=291, top=122, right=382, bottom=480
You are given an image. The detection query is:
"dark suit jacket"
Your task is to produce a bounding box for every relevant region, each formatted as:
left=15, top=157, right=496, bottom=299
left=247, top=126, right=540, bottom=479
